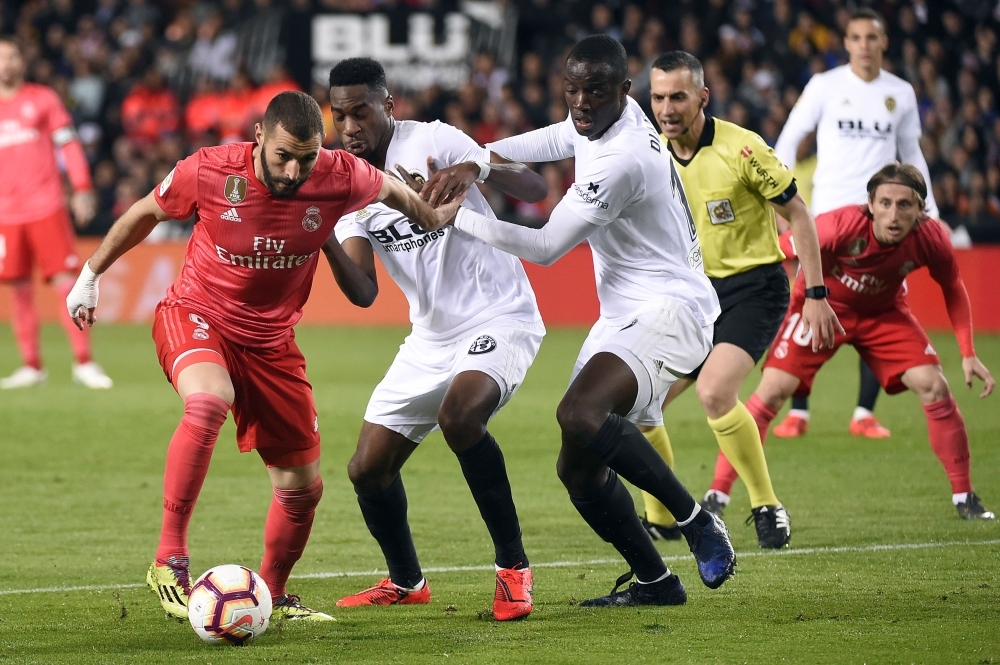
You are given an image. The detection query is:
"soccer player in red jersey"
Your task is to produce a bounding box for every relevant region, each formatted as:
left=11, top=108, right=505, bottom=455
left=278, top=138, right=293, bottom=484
left=66, top=91, right=462, bottom=621
left=732, top=164, right=996, bottom=520
left=0, top=37, right=109, bottom=390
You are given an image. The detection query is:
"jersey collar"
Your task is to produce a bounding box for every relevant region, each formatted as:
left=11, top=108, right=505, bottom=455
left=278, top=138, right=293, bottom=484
left=667, top=113, right=716, bottom=167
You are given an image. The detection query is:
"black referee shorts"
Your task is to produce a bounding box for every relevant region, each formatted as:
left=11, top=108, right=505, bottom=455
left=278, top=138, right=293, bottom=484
left=688, top=262, right=790, bottom=379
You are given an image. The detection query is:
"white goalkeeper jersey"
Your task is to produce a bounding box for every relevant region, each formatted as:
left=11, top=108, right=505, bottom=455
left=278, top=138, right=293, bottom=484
left=775, top=65, right=939, bottom=217
left=335, top=120, right=540, bottom=342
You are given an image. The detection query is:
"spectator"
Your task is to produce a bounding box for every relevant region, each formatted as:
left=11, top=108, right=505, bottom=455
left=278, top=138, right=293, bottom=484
left=120, top=65, right=179, bottom=148
left=187, top=9, right=238, bottom=85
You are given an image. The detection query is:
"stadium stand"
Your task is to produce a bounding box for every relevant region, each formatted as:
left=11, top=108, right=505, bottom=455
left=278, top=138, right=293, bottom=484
left=3, top=0, right=998, bottom=242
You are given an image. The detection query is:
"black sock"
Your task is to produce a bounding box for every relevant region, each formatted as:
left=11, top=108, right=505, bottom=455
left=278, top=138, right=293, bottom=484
left=858, top=359, right=881, bottom=412
left=791, top=396, right=809, bottom=411
left=583, top=414, right=699, bottom=524
left=570, top=471, right=667, bottom=582
left=456, top=432, right=527, bottom=569
left=356, top=474, right=423, bottom=589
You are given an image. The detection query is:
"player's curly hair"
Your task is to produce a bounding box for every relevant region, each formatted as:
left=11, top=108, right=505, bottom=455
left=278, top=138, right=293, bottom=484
left=328, top=57, right=388, bottom=92
left=262, top=91, right=325, bottom=142
left=867, top=163, right=927, bottom=210
left=567, top=35, right=628, bottom=84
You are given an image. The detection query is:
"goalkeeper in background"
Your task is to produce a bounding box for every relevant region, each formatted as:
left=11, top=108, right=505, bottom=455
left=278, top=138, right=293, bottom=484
left=643, top=51, right=842, bottom=547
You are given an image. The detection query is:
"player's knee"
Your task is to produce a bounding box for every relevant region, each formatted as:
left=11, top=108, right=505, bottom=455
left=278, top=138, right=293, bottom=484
left=555, top=454, right=592, bottom=495
left=346, top=454, right=394, bottom=493
left=556, top=395, right=605, bottom=443
left=696, top=381, right=737, bottom=419
left=437, top=402, right=487, bottom=451
left=919, top=374, right=951, bottom=404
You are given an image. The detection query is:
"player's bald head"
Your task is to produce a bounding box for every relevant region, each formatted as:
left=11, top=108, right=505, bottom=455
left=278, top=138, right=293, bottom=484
left=567, top=35, right=628, bottom=86
left=262, top=91, right=325, bottom=143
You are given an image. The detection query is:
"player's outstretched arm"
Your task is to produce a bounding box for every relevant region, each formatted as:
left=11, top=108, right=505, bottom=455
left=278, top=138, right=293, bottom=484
left=378, top=174, right=465, bottom=232
left=322, top=234, right=378, bottom=308
left=452, top=198, right=596, bottom=266
left=417, top=154, right=547, bottom=207
left=772, top=193, right=844, bottom=350
left=66, top=191, right=171, bottom=329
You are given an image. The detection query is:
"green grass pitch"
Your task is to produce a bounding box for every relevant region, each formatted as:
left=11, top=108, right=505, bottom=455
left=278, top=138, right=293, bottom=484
left=0, top=324, right=997, bottom=664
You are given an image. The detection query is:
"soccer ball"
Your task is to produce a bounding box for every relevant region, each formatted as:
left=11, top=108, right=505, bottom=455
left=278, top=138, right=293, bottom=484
left=187, top=565, right=272, bottom=646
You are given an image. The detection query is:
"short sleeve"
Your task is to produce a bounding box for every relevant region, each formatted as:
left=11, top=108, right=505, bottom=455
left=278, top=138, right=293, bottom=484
left=334, top=210, right=371, bottom=243
left=559, top=149, right=640, bottom=226
left=342, top=151, right=384, bottom=214
left=154, top=153, right=200, bottom=220
left=738, top=131, right=795, bottom=201
left=432, top=122, right=487, bottom=167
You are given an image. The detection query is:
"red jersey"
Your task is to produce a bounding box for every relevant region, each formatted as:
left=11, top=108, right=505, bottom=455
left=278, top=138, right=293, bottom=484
left=794, top=205, right=975, bottom=357
left=0, top=83, right=91, bottom=224
left=154, top=142, right=383, bottom=348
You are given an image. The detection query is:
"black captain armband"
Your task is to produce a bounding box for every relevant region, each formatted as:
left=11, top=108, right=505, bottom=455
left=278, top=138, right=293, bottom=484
left=768, top=179, right=798, bottom=205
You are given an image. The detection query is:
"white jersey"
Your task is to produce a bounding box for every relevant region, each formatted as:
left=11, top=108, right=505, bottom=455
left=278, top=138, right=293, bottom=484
left=487, top=96, right=719, bottom=326
left=775, top=65, right=938, bottom=217
left=335, top=120, right=541, bottom=342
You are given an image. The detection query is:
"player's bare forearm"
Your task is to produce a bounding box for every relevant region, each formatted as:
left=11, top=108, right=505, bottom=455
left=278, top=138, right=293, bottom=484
left=87, top=192, right=169, bottom=274
left=774, top=194, right=843, bottom=349
left=323, top=235, right=378, bottom=307
left=483, top=154, right=547, bottom=203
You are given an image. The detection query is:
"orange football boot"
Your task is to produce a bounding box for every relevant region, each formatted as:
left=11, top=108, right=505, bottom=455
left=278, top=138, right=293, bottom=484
left=849, top=415, right=891, bottom=438
left=773, top=413, right=808, bottom=438
left=493, top=567, right=533, bottom=621
left=336, top=578, right=430, bottom=607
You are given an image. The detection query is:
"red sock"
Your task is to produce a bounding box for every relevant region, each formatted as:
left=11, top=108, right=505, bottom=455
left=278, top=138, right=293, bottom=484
left=11, top=283, right=41, bottom=369
left=156, top=393, right=230, bottom=564
left=53, top=279, right=91, bottom=365
left=709, top=395, right=777, bottom=495
left=922, top=396, right=972, bottom=494
left=260, top=478, right=324, bottom=600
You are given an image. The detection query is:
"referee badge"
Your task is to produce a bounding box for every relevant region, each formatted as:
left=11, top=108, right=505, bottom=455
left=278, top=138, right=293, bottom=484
left=707, top=199, right=735, bottom=225
left=885, top=96, right=896, bottom=112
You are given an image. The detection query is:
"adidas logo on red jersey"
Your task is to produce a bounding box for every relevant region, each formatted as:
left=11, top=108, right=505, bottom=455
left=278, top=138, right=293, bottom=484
left=221, top=208, right=242, bottom=223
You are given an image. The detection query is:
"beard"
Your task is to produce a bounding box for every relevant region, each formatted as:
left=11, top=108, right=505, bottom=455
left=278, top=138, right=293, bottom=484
left=261, top=161, right=306, bottom=199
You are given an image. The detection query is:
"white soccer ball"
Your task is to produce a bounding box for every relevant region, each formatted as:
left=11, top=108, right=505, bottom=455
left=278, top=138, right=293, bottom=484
left=187, top=565, right=272, bottom=646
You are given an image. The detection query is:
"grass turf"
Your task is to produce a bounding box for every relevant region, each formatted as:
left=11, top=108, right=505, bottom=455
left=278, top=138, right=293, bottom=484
left=0, top=324, right=997, bottom=664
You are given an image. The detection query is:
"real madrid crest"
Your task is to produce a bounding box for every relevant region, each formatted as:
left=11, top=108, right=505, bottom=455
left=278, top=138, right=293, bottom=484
left=885, top=96, right=896, bottom=112
left=224, top=175, right=248, bottom=204
left=302, top=206, right=322, bottom=232
left=848, top=237, right=868, bottom=256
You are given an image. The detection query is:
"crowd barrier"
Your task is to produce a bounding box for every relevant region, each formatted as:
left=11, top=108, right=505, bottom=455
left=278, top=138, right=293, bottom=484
left=1, top=239, right=998, bottom=333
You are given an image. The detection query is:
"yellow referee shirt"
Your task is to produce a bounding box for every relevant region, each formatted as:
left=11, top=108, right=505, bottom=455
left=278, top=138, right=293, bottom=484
left=664, top=114, right=794, bottom=278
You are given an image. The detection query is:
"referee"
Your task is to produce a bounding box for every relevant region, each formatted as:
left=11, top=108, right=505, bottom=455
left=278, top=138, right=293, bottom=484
left=639, top=51, right=842, bottom=548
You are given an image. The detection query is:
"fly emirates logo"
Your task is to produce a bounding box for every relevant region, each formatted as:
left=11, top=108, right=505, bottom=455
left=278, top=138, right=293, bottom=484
left=215, top=236, right=317, bottom=270
left=0, top=120, right=39, bottom=149
left=831, top=265, right=889, bottom=295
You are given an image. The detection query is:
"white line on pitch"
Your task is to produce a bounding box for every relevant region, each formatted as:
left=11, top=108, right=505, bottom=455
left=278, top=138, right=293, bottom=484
left=2, top=538, right=997, bottom=597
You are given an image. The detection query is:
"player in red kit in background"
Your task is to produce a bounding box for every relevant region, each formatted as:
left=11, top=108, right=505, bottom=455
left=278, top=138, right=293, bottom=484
left=0, top=37, right=110, bottom=390
left=746, top=164, right=995, bottom=520
left=66, top=91, right=463, bottom=621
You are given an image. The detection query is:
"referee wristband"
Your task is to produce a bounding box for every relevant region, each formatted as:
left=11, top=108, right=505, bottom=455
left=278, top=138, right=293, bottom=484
left=475, top=161, right=491, bottom=183
left=804, top=285, right=829, bottom=299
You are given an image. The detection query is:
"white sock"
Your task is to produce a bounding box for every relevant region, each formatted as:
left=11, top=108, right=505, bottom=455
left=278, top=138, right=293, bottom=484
left=677, top=503, right=702, bottom=527
left=953, top=492, right=969, bottom=506
left=401, top=578, right=426, bottom=592
left=638, top=570, right=672, bottom=585
left=702, top=489, right=730, bottom=506
left=852, top=407, right=873, bottom=421
left=788, top=409, right=810, bottom=420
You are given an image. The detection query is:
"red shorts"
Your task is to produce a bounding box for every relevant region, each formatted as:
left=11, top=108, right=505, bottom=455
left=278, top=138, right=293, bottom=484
left=152, top=303, right=320, bottom=467
left=0, top=209, right=79, bottom=281
left=764, top=297, right=940, bottom=398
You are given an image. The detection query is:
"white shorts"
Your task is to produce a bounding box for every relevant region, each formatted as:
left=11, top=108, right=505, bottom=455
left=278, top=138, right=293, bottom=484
left=364, top=318, right=545, bottom=443
left=570, top=296, right=713, bottom=427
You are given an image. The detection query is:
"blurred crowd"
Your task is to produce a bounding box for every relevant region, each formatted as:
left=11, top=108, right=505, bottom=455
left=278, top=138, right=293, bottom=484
left=4, top=0, right=999, bottom=241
